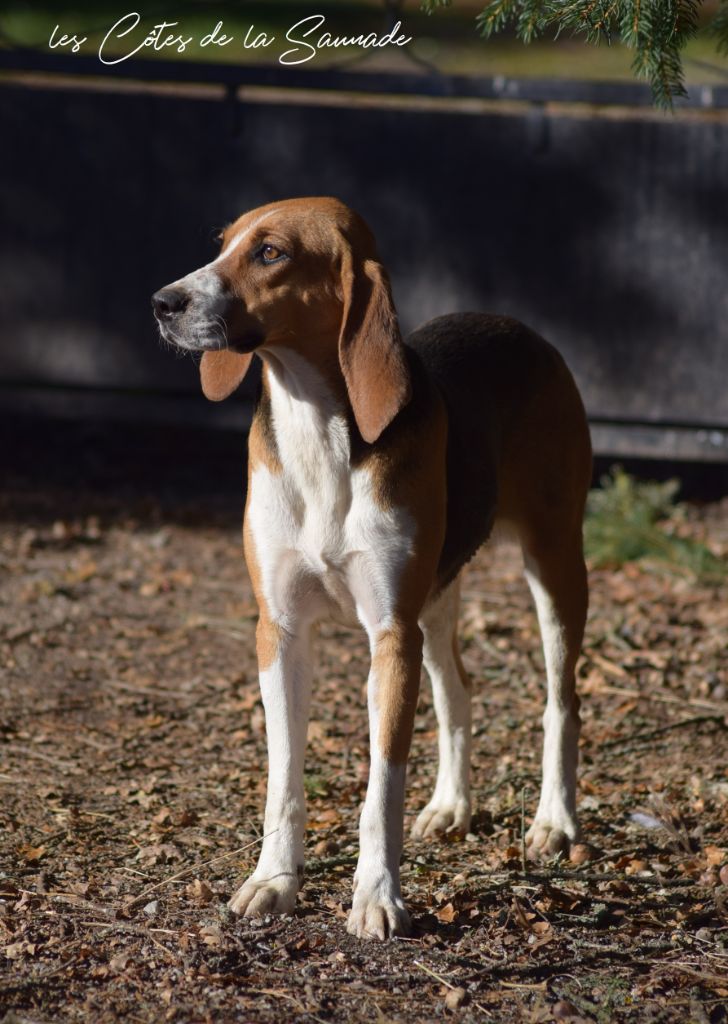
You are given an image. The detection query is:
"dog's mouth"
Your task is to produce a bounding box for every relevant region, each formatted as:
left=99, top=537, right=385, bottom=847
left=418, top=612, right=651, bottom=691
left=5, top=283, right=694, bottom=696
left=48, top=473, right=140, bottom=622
left=154, top=316, right=225, bottom=352
left=155, top=317, right=221, bottom=350
left=157, top=319, right=265, bottom=355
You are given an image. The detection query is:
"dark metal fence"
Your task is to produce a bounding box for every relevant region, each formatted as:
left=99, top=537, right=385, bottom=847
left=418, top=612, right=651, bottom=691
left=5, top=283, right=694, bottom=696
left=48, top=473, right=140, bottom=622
left=1, top=52, right=727, bottom=461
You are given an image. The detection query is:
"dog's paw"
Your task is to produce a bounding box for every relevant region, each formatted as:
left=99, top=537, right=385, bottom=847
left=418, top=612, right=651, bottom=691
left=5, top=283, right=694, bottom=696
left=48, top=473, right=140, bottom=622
left=347, top=883, right=411, bottom=941
left=525, top=819, right=578, bottom=860
left=412, top=800, right=471, bottom=839
left=228, top=875, right=299, bottom=918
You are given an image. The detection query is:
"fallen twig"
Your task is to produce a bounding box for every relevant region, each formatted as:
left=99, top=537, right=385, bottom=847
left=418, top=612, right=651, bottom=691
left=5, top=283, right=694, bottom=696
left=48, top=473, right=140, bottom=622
left=122, top=830, right=277, bottom=910
left=414, top=960, right=493, bottom=1016
left=599, top=713, right=727, bottom=750
left=246, top=987, right=329, bottom=1024
left=4, top=744, right=80, bottom=774
left=105, top=679, right=199, bottom=700
left=520, top=787, right=527, bottom=875
left=588, top=683, right=728, bottom=715
left=656, top=963, right=728, bottom=991
left=499, top=979, right=548, bottom=990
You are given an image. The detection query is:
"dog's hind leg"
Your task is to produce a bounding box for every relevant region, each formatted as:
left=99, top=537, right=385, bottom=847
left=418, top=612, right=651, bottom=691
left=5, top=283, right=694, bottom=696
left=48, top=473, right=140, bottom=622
left=412, top=578, right=472, bottom=838
left=520, top=526, right=588, bottom=857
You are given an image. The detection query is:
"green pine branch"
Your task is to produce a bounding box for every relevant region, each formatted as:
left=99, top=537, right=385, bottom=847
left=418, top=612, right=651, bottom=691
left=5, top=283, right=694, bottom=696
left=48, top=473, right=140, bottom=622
left=714, top=0, right=728, bottom=54
left=421, top=0, right=725, bottom=108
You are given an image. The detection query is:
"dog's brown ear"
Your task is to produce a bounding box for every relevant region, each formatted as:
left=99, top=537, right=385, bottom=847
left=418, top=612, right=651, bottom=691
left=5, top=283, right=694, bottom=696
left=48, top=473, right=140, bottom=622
left=200, top=350, right=253, bottom=401
left=338, top=252, right=411, bottom=444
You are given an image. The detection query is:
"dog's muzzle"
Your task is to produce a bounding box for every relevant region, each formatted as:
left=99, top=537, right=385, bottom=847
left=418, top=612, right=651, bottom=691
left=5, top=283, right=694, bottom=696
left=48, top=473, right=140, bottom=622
left=151, top=283, right=228, bottom=352
left=151, top=282, right=264, bottom=354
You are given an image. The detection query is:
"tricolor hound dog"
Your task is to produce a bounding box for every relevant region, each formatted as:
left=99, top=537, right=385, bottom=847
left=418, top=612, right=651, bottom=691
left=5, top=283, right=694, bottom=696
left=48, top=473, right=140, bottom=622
left=152, top=197, right=591, bottom=941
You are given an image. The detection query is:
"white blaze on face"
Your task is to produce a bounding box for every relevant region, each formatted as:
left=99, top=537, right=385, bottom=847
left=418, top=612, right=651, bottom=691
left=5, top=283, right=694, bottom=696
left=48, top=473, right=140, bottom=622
left=173, top=208, right=281, bottom=299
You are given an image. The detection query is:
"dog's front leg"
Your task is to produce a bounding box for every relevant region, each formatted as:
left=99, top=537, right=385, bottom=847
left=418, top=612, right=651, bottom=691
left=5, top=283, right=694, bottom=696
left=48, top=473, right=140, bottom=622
left=229, top=616, right=313, bottom=918
left=347, top=622, right=422, bottom=940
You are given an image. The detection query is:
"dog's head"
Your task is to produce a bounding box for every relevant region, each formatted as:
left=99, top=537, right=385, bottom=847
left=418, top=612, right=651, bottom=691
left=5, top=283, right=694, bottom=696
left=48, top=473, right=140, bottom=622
left=151, top=197, right=411, bottom=443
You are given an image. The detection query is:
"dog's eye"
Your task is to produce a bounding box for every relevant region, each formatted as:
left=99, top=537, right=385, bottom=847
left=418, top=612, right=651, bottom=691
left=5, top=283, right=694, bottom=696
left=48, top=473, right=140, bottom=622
left=260, top=244, right=285, bottom=264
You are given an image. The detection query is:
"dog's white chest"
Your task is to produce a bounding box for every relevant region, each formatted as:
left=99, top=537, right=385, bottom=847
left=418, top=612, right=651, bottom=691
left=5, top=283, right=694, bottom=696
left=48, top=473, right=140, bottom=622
left=246, top=358, right=414, bottom=632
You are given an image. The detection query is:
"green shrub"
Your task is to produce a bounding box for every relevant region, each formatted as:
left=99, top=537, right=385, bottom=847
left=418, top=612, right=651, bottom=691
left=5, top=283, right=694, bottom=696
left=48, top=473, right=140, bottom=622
left=584, top=467, right=725, bottom=579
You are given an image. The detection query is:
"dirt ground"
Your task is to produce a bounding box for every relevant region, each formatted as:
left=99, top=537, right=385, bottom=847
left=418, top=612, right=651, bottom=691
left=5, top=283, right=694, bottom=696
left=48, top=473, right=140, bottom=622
left=1, top=420, right=727, bottom=1024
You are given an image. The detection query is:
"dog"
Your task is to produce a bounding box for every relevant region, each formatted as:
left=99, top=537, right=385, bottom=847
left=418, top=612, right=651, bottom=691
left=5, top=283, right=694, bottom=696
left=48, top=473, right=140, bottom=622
left=152, top=197, right=591, bottom=940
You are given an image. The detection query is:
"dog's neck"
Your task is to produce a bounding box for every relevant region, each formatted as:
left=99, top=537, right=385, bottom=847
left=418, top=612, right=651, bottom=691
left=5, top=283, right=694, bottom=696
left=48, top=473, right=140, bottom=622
left=261, top=347, right=343, bottom=409
left=260, top=347, right=352, bottom=473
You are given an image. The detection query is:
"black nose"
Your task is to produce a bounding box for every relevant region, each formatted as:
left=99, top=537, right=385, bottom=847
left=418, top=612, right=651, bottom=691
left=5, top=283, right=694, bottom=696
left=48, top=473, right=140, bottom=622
left=152, top=287, right=189, bottom=319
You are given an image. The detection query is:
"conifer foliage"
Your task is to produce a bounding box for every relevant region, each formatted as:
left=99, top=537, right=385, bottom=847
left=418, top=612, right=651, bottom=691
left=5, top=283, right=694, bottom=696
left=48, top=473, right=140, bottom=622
left=421, top=0, right=728, bottom=107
